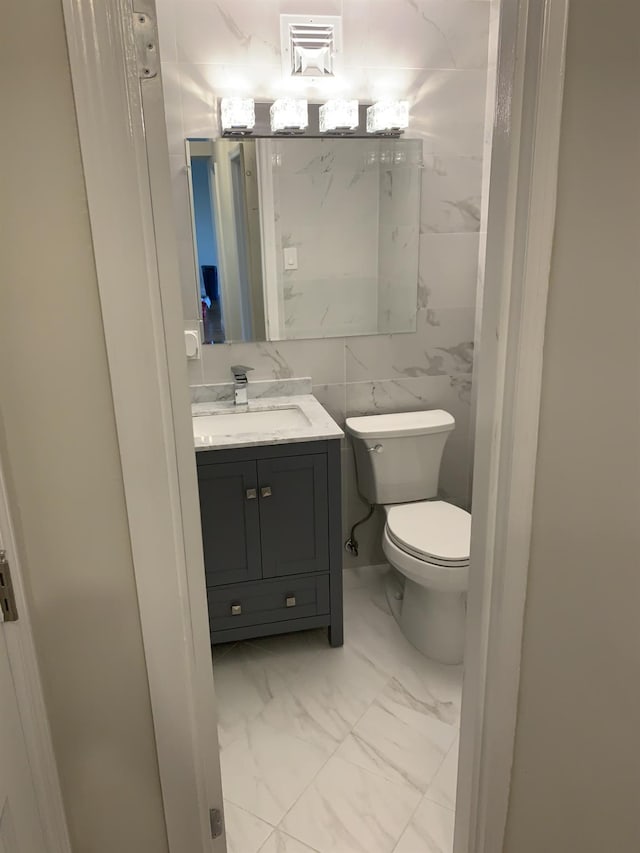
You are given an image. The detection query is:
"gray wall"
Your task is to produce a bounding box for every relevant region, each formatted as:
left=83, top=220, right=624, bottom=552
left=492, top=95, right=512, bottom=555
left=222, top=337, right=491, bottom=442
left=0, top=2, right=169, bottom=851
left=156, top=0, right=491, bottom=564
left=504, top=2, right=640, bottom=851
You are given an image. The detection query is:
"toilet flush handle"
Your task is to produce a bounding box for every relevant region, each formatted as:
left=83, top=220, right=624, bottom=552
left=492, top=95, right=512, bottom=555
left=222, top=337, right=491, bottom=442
left=367, top=444, right=384, bottom=453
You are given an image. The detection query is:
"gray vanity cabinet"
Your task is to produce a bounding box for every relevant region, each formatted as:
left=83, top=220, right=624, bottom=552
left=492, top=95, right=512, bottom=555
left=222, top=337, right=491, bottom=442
left=196, top=440, right=343, bottom=648
left=197, top=460, right=262, bottom=587
left=258, top=454, right=329, bottom=578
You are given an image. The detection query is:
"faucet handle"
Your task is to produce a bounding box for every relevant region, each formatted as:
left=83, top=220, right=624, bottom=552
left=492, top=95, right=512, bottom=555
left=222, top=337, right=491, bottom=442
left=231, top=364, right=253, bottom=382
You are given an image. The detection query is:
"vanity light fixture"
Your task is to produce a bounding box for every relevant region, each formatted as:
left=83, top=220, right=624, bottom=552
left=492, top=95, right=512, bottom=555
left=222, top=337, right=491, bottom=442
left=270, top=98, right=309, bottom=134
left=319, top=99, right=359, bottom=134
left=366, top=100, right=410, bottom=135
left=220, top=97, right=255, bottom=136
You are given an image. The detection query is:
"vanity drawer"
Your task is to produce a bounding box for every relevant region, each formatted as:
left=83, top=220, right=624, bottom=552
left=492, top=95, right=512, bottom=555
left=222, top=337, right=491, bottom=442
left=207, top=574, right=330, bottom=632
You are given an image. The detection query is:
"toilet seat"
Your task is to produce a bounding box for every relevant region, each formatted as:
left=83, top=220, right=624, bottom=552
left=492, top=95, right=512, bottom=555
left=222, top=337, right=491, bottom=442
left=385, top=500, right=471, bottom=566
left=382, top=525, right=469, bottom=593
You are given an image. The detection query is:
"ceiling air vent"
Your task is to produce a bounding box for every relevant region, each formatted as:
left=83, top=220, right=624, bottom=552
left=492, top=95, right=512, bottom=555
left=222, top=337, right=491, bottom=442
left=280, top=15, right=343, bottom=78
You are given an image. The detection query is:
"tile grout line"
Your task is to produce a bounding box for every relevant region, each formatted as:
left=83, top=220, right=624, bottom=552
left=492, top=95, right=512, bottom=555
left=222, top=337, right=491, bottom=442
left=215, top=641, right=326, bottom=754
left=272, top=651, right=396, bottom=844
left=212, top=641, right=237, bottom=664
left=272, top=722, right=345, bottom=843
left=389, top=788, right=425, bottom=853
left=257, top=827, right=321, bottom=853
left=421, top=735, right=459, bottom=811
left=218, top=580, right=461, bottom=851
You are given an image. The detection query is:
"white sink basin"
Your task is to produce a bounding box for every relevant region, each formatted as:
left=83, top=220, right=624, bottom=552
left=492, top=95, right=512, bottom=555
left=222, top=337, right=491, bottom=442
left=193, top=406, right=311, bottom=439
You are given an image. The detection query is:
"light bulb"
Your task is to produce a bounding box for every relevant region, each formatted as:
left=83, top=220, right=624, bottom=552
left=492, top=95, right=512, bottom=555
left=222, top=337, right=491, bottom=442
left=220, top=97, right=255, bottom=134
left=319, top=99, right=359, bottom=133
left=270, top=98, right=309, bottom=134
left=366, top=100, right=409, bottom=135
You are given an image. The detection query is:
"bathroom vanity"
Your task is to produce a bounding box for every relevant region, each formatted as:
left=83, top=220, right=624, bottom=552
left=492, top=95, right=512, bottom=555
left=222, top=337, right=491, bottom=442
left=192, top=380, right=344, bottom=648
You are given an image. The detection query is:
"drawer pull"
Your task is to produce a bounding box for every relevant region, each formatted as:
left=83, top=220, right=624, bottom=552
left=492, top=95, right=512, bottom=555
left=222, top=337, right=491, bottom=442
left=285, top=595, right=296, bottom=608
left=246, top=488, right=257, bottom=500
left=230, top=602, right=242, bottom=616
left=260, top=486, right=272, bottom=498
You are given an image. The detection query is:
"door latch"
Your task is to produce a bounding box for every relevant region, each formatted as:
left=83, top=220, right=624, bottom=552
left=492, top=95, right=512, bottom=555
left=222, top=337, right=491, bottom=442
left=0, top=550, right=18, bottom=622
left=209, top=807, right=224, bottom=839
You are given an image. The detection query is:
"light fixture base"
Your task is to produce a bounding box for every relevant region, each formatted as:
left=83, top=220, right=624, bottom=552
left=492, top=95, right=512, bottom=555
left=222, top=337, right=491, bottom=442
left=215, top=103, right=407, bottom=139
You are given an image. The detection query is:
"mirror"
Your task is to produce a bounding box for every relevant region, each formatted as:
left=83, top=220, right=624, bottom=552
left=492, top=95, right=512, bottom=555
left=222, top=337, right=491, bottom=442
left=187, top=137, right=422, bottom=344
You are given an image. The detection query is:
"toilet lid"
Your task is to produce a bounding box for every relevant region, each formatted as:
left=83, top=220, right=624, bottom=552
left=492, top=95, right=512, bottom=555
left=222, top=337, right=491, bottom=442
left=386, top=501, right=471, bottom=565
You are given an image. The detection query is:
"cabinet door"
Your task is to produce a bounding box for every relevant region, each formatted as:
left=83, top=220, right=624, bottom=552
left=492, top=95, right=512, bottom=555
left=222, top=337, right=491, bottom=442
left=197, top=460, right=262, bottom=586
left=258, top=454, right=329, bottom=578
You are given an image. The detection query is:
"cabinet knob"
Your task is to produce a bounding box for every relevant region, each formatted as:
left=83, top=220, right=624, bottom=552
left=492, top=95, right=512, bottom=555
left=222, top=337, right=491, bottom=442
left=285, top=595, right=296, bottom=608
left=246, top=488, right=257, bottom=500
left=230, top=602, right=242, bottom=616
left=260, top=486, right=272, bottom=498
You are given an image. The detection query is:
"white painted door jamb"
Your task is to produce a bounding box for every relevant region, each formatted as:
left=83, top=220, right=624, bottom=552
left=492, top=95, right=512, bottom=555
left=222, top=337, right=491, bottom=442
left=61, top=0, right=225, bottom=850
left=455, top=1, right=569, bottom=851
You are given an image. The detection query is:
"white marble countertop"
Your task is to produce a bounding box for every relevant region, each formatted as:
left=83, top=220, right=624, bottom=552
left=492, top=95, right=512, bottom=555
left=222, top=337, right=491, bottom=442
left=192, top=393, right=344, bottom=452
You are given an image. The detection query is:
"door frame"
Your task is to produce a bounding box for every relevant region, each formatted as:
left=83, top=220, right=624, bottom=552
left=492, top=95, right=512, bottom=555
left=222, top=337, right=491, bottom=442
left=455, top=1, right=569, bottom=849
left=61, top=0, right=225, bottom=850
left=60, top=0, right=569, bottom=852
left=0, top=452, right=71, bottom=851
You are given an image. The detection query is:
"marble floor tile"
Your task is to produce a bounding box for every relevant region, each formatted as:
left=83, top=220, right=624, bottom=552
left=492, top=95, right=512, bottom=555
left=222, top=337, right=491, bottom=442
left=213, top=644, right=289, bottom=749
left=211, top=641, right=236, bottom=662
left=281, top=755, right=421, bottom=853
left=343, top=582, right=436, bottom=685
left=221, top=718, right=328, bottom=826
left=342, top=565, right=389, bottom=590
left=246, top=628, right=328, bottom=657
left=426, top=738, right=460, bottom=811
left=259, top=829, right=319, bottom=853
left=223, top=800, right=272, bottom=853
left=376, top=663, right=463, bottom=730
left=215, top=569, right=461, bottom=851
left=258, top=644, right=389, bottom=754
left=335, top=703, right=456, bottom=794
left=393, top=798, right=455, bottom=853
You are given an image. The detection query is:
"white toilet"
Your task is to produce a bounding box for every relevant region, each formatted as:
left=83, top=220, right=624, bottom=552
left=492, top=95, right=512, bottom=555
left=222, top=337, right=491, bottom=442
left=346, top=410, right=471, bottom=664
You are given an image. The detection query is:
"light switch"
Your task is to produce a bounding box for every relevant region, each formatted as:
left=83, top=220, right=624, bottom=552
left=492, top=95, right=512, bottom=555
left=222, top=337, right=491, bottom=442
left=283, top=246, right=298, bottom=270
left=184, top=330, right=200, bottom=359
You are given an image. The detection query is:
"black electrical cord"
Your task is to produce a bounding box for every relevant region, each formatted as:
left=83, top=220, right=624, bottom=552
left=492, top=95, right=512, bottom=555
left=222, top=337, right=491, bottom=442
left=344, top=504, right=375, bottom=556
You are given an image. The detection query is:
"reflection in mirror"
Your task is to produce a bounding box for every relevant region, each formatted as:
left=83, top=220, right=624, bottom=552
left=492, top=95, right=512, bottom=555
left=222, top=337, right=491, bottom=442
left=186, top=137, right=422, bottom=344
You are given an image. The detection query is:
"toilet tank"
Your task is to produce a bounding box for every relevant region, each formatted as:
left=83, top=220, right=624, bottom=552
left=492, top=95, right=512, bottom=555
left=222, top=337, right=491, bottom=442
left=345, top=410, right=455, bottom=504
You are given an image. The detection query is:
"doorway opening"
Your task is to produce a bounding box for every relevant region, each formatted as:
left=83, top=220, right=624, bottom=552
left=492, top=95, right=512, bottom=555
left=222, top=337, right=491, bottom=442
left=61, top=0, right=569, bottom=848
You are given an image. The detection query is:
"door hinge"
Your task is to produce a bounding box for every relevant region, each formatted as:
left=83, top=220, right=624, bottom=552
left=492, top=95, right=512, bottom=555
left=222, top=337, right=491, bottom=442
left=0, top=550, right=18, bottom=622
left=133, top=11, right=159, bottom=79
left=209, top=807, right=224, bottom=840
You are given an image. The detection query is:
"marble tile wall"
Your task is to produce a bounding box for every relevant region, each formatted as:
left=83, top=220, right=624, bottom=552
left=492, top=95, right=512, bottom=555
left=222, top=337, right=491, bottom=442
left=377, top=146, right=422, bottom=333
left=156, top=0, right=491, bottom=566
left=272, top=138, right=381, bottom=338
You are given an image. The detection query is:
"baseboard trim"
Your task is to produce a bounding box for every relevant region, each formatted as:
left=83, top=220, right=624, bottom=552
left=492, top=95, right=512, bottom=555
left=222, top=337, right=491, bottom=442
left=343, top=563, right=389, bottom=573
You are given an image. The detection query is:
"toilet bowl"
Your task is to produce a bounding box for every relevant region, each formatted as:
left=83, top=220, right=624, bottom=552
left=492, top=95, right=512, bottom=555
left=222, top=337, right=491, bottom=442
left=382, top=500, right=470, bottom=664
left=345, top=410, right=471, bottom=665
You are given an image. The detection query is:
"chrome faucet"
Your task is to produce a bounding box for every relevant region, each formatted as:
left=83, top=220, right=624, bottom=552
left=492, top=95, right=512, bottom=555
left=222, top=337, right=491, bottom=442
left=231, top=365, right=253, bottom=406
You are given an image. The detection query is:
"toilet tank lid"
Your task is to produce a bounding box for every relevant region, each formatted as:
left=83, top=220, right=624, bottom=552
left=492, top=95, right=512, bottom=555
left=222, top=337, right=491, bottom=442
left=345, top=409, right=455, bottom=439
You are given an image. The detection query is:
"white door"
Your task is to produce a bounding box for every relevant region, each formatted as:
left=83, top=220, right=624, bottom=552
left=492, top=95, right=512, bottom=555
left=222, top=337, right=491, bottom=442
left=0, top=566, right=48, bottom=852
